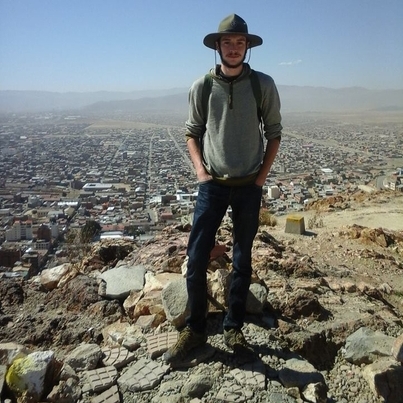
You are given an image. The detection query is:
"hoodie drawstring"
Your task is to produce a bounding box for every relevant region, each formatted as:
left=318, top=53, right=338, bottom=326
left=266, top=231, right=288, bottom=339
left=229, top=81, right=233, bottom=109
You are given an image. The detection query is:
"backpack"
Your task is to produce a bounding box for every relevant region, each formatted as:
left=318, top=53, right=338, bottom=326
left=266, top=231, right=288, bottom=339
left=201, top=69, right=263, bottom=125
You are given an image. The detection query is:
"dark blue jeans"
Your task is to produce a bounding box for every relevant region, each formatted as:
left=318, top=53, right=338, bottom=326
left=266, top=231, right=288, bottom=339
left=186, top=180, right=262, bottom=333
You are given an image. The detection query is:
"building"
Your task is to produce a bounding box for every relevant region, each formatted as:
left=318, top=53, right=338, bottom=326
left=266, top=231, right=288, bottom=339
left=5, top=220, right=33, bottom=241
left=0, top=245, right=22, bottom=268
left=267, top=186, right=280, bottom=199
left=82, top=183, right=113, bottom=192
left=37, top=224, right=52, bottom=241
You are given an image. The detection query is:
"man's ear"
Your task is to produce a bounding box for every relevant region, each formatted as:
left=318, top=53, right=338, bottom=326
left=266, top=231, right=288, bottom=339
left=247, top=41, right=251, bottom=49
left=215, top=41, right=220, bottom=51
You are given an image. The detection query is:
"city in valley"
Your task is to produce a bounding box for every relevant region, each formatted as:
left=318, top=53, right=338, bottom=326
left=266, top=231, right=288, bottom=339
left=0, top=109, right=402, bottom=276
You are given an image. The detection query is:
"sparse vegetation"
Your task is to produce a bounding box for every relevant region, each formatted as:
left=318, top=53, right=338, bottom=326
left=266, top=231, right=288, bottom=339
left=64, top=220, right=101, bottom=262
left=307, top=211, right=324, bottom=229
left=259, top=208, right=277, bottom=227
left=64, top=228, right=90, bottom=263
left=80, top=220, right=102, bottom=243
left=394, top=290, right=403, bottom=298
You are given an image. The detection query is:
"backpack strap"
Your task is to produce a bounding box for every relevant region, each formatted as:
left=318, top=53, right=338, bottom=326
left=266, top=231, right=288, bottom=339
left=249, top=69, right=262, bottom=123
left=201, top=73, right=213, bottom=122
left=201, top=70, right=262, bottom=123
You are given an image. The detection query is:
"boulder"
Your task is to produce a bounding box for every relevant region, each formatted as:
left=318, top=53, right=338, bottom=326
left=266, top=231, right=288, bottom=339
left=100, top=264, right=146, bottom=299
left=344, top=327, right=395, bottom=365
left=6, top=350, right=55, bottom=401
left=161, top=278, right=189, bottom=328
left=40, top=263, right=71, bottom=290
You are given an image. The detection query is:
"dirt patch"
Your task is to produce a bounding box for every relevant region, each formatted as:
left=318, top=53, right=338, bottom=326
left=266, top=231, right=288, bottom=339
left=271, top=191, right=403, bottom=312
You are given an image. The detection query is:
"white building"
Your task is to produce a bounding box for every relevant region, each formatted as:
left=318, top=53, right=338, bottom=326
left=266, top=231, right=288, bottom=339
left=6, top=221, right=33, bottom=241
left=34, top=240, right=50, bottom=250
left=49, top=222, right=59, bottom=238
left=267, top=186, right=280, bottom=199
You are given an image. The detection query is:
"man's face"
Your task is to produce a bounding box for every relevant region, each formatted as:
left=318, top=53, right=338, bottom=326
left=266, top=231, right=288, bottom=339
left=217, top=35, right=248, bottom=69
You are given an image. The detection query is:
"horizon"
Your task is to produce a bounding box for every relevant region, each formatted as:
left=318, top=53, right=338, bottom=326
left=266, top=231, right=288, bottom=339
left=1, top=0, right=403, bottom=93
left=2, top=83, right=403, bottom=95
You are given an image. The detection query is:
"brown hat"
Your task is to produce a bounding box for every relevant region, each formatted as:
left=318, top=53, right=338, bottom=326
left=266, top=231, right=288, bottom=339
left=203, top=14, right=263, bottom=49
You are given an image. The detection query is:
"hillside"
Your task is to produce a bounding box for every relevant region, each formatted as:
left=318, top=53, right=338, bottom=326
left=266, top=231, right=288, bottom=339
left=274, top=190, right=403, bottom=309
left=1, top=190, right=403, bottom=402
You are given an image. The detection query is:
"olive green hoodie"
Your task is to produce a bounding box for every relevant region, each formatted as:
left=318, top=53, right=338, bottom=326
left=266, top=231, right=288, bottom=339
left=185, top=63, right=282, bottom=185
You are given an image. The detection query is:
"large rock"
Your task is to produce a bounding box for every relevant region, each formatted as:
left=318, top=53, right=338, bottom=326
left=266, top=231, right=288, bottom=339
left=40, top=263, right=71, bottom=290
left=6, top=350, right=55, bottom=401
left=100, top=264, right=146, bottom=299
left=161, top=278, right=189, bottom=328
left=362, top=358, right=403, bottom=403
left=278, top=358, right=325, bottom=389
left=344, top=327, right=395, bottom=365
left=246, top=282, right=267, bottom=314
left=64, top=343, right=102, bottom=372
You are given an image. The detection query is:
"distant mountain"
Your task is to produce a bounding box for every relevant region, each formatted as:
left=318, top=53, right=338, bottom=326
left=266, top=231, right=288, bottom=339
left=0, top=86, right=402, bottom=114
left=0, top=88, right=187, bottom=114
left=82, top=93, right=188, bottom=114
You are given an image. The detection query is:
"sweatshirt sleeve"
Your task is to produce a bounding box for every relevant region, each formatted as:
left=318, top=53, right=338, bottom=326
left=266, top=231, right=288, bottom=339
left=260, top=74, right=283, bottom=140
left=185, top=76, right=207, bottom=140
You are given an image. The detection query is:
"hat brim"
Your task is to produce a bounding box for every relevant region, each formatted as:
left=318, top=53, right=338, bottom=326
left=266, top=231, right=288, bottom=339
left=203, top=32, right=263, bottom=49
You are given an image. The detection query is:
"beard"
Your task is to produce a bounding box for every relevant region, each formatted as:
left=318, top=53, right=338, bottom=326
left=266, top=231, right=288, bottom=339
left=218, top=49, right=247, bottom=69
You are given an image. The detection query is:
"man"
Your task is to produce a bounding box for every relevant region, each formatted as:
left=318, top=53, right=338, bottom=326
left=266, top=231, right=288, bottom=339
left=164, top=14, right=282, bottom=363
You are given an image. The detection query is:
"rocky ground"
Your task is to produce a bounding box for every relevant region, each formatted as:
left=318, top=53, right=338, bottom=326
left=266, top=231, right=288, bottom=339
left=1, top=190, right=403, bottom=403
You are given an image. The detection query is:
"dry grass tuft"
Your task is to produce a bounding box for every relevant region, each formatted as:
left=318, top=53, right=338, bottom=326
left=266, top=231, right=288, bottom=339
left=259, top=208, right=277, bottom=227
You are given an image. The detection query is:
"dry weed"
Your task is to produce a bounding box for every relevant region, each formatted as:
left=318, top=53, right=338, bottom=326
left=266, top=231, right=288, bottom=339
left=259, top=208, right=277, bottom=227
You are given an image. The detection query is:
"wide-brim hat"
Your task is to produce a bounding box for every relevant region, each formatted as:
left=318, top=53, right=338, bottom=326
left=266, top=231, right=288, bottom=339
left=203, top=14, right=263, bottom=49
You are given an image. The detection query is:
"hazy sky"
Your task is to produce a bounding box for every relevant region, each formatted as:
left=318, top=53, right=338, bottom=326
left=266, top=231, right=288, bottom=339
left=1, top=0, right=402, bottom=92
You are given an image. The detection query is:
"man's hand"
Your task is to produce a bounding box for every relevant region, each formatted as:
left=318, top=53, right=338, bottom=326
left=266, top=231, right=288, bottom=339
left=197, top=171, right=213, bottom=183
left=254, top=177, right=265, bottom=187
